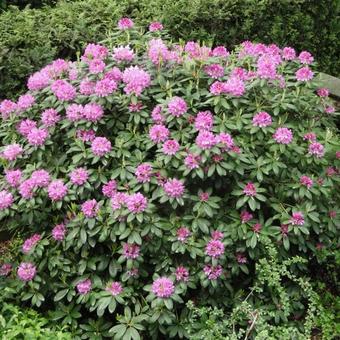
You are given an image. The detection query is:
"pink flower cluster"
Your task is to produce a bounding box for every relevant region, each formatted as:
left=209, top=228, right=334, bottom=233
left=48, top=180, right=68, bottom=201
left=243, top=182, right=256, bottom=196
left=123, top=243, right=140, bottom=259
left=177, top=227, right=191, bottom=242
left=152, top=277, right=174, bottom=298
left=203, top=264, right=222, bottom=280
left=22, top=234, right=41, bottom=254
left=252, top=111, right=272, bottom=127
left=102, top=180, right=117, bottom=197
left=0, top=190, right=14, bottom=211
left=273, top=127, right=293, bottom=144
left=81, top=199, right=99, bottom=218
left=70, top=168, right=89, bottom=186
left=168, top=97, right=188, bottom=117
left=77, top=279, right=92, bottom=295
left=122, top=66, right=151, bottom=96
left=17, top=262, right=36, bottom=281
left=135, top=164, right=152, bottom=183
left=164, top=178, right=185, bottom=198
left=126, top=193, right=148, bottom=213
left=290, top=212, right=305, bottom=226
left=106, top=282, right=123, bottom=296
left=205, top=239, right=225, bottom=258
left=52, top=223, right=66, bottom=241
left=300, top=175, right=313, bottom=189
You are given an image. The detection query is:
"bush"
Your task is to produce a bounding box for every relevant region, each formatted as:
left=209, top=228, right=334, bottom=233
left=0, top=22, right=339, bottom=338
left=1, top=0, right=339, bottom=99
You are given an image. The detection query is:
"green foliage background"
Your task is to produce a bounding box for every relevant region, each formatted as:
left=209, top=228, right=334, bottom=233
left=0, top=0, right=339, bottom=99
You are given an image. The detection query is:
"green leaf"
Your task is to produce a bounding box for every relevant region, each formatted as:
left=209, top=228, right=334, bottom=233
left=54, top=289, right=69, bottom=302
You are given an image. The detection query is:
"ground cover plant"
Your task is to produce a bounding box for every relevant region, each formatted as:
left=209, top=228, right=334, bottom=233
left=0, top=19, right=339, bottom=339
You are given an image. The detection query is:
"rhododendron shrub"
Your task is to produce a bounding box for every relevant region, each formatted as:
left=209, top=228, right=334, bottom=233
left=0, top=21, right=339, bottom=338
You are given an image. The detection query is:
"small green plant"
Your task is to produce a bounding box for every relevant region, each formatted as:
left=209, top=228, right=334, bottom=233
left=0, top=302, right=72, bottom=339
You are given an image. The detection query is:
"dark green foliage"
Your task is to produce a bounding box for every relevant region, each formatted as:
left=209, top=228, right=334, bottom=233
left=0, top=0, right=339, bottom=99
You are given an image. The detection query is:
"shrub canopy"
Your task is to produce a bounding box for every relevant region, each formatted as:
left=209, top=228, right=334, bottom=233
left=0, top=20, right=339, bottom=339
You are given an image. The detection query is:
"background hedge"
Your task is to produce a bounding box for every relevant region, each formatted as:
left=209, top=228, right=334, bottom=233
left=0, top=0, right=339, bottom=99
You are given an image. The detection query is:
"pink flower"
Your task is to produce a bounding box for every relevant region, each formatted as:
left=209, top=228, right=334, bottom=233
left=106, top=282, right=123, bottom=296
left=252, top=111, right=272, bottom=127
left=83, top=43, right=108, bottom=61
left=0, top=99, right=17, bottom=118
left=243, top=182, right=256, bottom=197
left=91, top=137, right=112, bottom=156
left=317, top=88, right=329, bottom=97
left=303, top=132, right=316, bottom=142
left=203, top=264, right=222, bottom=280
left=80, top=79, right=95, bottom=95
left=236, top=253, right=247, bottom=264
left=326, top=167, right=337, bottom=177
left=2, top=144, right=23, bottom=161
left=205, top=239, right=225, bottom=258
left=256, top=54, right=278, bottom=79
left=148, top=38, right=170, bottom=65
left=151, top=105, right=164, bottom=124
left=199, top=192, right=209, bottom=202
left=149, top=21, right=163, bottom=32
left=5, top=169, right=22, bottom=188
left=94, top=79, right=117, bottom=97
left=17, top=94, right=35, bottom=113
left=126, top=193, right=148, bottom=213
left=211, top=231, right=224, bottom=240
left=31, top=169, right=50, bottom=187
left=0, top=190, right=14, bottom=211
left=27, top=128, right=48, bottom=146
left=51, top=79, right=76, bottom=101
left=325, top=106, right=335, bottom=114
left=224, top=77, right=245, bottom=97
left=240, top=210, right=253, bottom=223
left=295, top=66, right=313, bottom=81
left=281, top=224, right=289, bottom=236
left=164, top=178, right=185, bottom=198
left=194, top=111, right=214, bottom=131
left=0, top=263, right=12, bottom=276
left=168, top=97, right=188, bottom=117
left=48, top=180, right=68, bottom=201
left=17, top=262, right=36, bottom=282
left=211, top=46, right=229, bottom=57
left=204, top=64, right=224, bottom=78
left=88, top=59, right=106, bottom=74
left=308, top=142, right=325, bottom=158
left=19, top=179, right=35, bottom=199
left=149, top=124, right=170, bottom=143
left=129, top=102, right=143, bottom=112
left=41, top=108, right=60, bottom=127
left=22, top=234, right=41, bottom=254
left=184, top=153, right=200, bottom=170
left=111, top=192, right=128, bottom=210
left=81, top=199, right=99, bottom=218
left=83, top=103, right=104, bottom=122
left=122, top=66, right=151, bottom=96
left=252, top=223, right=262, bottom=233
left=52, top=223, right=66, bottom=241
left=196, top=131, right=217, bottom=149
left=273, top=127, right=293, bottom=144
left=113, top=46, right=134, bottom=62
left=118, top=17, right=134, bottom=30
left=336, top=151, right=340, bottom=159
left=17, top=119, right=37, bottom=137
left=76, top=129, right=96, bottom=142
left=66, top=104, right=84, bottom=122
left=102, top=180, right=117, bottom=197
left=210, top=81, right=225, bottom=95
left=152, top=277, right=174, bottom=298
left=290, top=212, right=305, bottom=226
left=300, top=175, right=313, bottom=189
left=27, top=69, right=50, bottom=91
left=77, top=279, right=92, bottom=295
left=104, top=67, right=123, bottom=82
left=298, top=51, right=314, bottom=64
left=216, top=132, right=234, bottom=151
left=177, top=227, right=191, bottom=242
left=175, top=266, right=189, bottom=282
left=123, top=243, right=140, bottom=259
left=70, top=168, right=89, bottom=186
left=329, top=211, right=336, bottom=219
left=135, top=164, right=152, bottom=183
left=282, top=47, right=296, bottom=60
left=162, top=139, right=180, bottom=155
